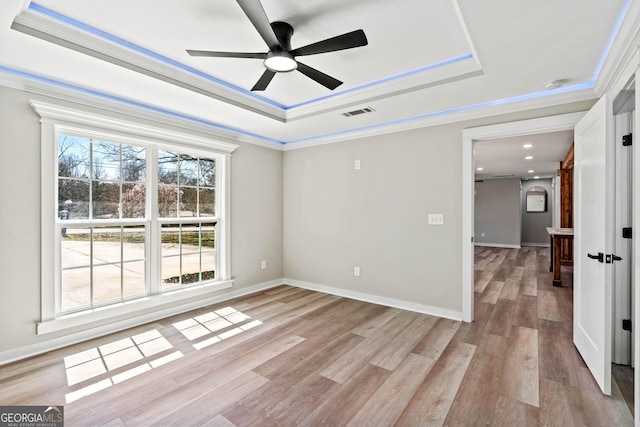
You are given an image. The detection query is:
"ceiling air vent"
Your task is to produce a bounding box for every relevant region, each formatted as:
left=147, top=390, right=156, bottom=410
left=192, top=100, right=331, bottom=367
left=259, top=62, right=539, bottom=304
left=342, top=107, right=375, bottom=117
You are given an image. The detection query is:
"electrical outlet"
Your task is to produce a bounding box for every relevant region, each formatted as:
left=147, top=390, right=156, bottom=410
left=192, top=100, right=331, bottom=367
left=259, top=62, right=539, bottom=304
left=354, top=160, right=361, bottom=170
left=261, top=260, right=267, bottom=270
left=428, top=213, right=444, bottom=225
left=481, top=232, right=485, bottom=237
left=354, top=266, right=360, bottom=277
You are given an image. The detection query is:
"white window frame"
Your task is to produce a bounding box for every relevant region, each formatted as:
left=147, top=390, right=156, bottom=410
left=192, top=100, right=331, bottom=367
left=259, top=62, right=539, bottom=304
left=32, top=100, right=237, bottom=335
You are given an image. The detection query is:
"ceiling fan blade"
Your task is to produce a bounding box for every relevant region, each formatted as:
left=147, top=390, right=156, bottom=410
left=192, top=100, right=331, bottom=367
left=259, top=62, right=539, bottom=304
left=186, top=50, right=268, bottom=59
left=236, top=0, right=281, bottom=51
left=296, top=62, right=343, bottom=90
left=251, top=69, right=276, bottom=91
left=291, top=29, right=368, bottom=57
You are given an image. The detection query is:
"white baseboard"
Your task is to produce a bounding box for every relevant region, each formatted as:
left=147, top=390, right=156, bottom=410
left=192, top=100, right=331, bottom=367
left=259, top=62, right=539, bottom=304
left=284, top=278, right=463, bottom=322
left=0, top=279, right=283, bottom=366
left=1, top=277, right=465, bottom=365
left=474, top=243, right=521, bottom=249
left=521, top=242, right=551, bottom=247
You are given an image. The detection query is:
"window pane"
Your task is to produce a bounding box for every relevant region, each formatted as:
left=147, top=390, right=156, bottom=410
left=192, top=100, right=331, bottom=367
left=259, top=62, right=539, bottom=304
left=122, top=144, right=146, bottom=182
left=158, top=184, right=178, bottom=217
left=92, top=181, right=120, bottom=219
left=161, top=256, right=181, bottom=289
left=61, top=228, right=91, bottom=269
left=59, top=179, right=90, bottom=219
left=199, top=188, right=215, bottom=217
left=199, top=158, right=215, bottom=187
left=58, top=135, right=90, bottom=178
left=62, top=267, right=91, bottom=311
left=92, top=141, right=121, bottom=181
left=161, top=224, right=181, bottom=288
left=92, top=228, right=121, bottom=265
left=122, top=183, right=146, bottom=218
left=93, top=264, right=122, bottom=304
left=180, top=157, right=198, bottom=186
left=181, top=253, right=201, bottom=284
left=123, top=225, right=146, bottom=262
left=201, top=224, right=215, bottom=249
left=123, top=261, right=146, bottom=298
left=180, top=187, right=197, bottom=217
left=181, top=225, right=200, bottom=253
left=202, top=251, right=215, bottom=281
left=158, top=151, right=178, bottom=184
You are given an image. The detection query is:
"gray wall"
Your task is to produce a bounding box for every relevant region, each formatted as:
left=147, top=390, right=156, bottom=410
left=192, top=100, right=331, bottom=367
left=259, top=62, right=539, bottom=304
left=284, top=124, right=463, bottom=313
left=0, top=79, right=595, bottom=359
left=0, top=86, right=283, bottom=354
left=521, top=178, right=553, bottom=245
left=473, top=179, right=522, bottom=247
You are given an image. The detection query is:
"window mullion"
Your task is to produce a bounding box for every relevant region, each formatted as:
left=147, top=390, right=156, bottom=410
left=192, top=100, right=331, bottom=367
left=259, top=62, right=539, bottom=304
left=148, top=146, right=160, bottom=295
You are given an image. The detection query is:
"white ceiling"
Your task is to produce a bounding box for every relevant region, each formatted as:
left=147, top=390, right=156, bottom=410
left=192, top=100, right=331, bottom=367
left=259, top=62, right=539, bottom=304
left=474, top=131, right=573, bottom=180
left=0, top=0, right=631, bottom=148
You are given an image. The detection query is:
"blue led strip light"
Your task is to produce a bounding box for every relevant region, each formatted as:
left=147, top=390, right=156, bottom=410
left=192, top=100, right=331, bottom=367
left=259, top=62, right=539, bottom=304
left=288, top=81, right=595, bottom=145
left=27, top=2, right=476, bottom=111
left=0, top=65, right=285, bottom=145
left=288, top=53, right=475, bottom=110
left=7, top=0, right=630, bottom=146
left=28, top=2, right=286, bottom=109
left=592, top=0, right=632, bottom=80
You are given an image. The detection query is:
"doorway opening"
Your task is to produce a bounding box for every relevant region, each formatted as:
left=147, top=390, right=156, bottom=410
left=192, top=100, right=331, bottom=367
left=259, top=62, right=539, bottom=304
left=612, top=81, right=635, bottom=413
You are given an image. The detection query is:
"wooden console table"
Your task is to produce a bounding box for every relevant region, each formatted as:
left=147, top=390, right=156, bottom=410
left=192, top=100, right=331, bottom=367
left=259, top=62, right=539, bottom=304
left=546, top=227, right=574, bottom=286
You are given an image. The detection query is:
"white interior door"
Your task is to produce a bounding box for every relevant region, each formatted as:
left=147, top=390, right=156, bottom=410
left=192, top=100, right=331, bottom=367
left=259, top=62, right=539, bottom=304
left=574, top=94, right=614, bottom=395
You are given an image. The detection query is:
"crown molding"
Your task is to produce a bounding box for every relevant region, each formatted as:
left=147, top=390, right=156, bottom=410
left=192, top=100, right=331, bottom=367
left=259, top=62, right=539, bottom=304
left=282, top=86, right=597, bottom=150
left=0, top=64, right=597, bottom=153
left=0, top=67, right=284, bottom=150
left=11, top=7, right=287, bottom=121
left=594, top=0, right=638, bottom=96
left=285, top=56, right=483, bottom=121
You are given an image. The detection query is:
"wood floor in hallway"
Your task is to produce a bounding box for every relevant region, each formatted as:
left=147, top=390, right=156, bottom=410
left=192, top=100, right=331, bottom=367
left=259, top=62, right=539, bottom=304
left=0, top=246, right=633, bottom=425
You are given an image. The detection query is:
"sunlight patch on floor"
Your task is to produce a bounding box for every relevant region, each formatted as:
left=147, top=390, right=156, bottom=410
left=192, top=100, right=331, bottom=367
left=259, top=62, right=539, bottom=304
left=172, top=306, right=262, bottom=350
left=63, top=329, right=183, bottom=403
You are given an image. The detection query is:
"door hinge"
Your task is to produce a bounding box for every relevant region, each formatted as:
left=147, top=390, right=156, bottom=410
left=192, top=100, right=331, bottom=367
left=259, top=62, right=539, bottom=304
left=623, top=319, right=632, bottom=332
left=623, top=227, right=632, bottom=239
left=622, top=133, right=633, bottom=146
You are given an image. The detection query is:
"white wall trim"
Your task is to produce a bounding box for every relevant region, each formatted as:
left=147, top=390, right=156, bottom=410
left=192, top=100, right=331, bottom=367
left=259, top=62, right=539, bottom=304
left=30, top=100, right=239, bottom=154
left=521, top=242, right=551, bottom=248
left=474, top=243, right=522, bottom=249
left=0, top=279, right=283, bottom=366
left=284, top=278, right=463, bottom=321
left=462, top=111, right=586, bottom=323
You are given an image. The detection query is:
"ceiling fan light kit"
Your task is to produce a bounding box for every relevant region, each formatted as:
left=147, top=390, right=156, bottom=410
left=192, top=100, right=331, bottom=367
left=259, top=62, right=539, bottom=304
left=187, top=0, right=368, bottom=91
left=264, top=51, right=297, bottom=72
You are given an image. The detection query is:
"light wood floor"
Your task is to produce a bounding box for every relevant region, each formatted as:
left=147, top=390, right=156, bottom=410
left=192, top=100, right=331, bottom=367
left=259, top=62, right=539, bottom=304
left=0, top=246, right=633, bottom=426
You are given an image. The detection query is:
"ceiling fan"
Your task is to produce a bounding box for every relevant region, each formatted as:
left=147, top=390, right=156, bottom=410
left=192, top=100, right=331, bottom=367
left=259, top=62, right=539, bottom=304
left=186, top=0, right=368, bottom=91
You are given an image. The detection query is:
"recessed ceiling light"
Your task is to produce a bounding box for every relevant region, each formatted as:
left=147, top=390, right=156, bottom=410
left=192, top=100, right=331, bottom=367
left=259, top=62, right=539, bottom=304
left=523, top=144, right=533, bottom=149
left=525, top=156, right=533, bottom=160
left=528, top=170, right=534, bottom=173
left=534, top=176, right=540, bottom=179
left=477, top=167, right=483, bottom=171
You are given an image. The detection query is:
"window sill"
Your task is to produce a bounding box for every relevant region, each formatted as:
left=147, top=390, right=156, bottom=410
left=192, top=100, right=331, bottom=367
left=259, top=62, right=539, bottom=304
left=37, top=280, right=233, bottom=335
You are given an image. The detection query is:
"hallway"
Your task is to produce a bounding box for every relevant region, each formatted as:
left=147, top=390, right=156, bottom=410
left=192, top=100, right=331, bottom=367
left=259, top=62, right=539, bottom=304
left=445, top=245, right=633, bottom=425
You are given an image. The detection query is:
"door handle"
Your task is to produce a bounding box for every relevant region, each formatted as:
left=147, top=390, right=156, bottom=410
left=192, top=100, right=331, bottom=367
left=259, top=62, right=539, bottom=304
left=606, top=254, right=623, bottom=264
left=587, top=252, right=604, bottom=262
